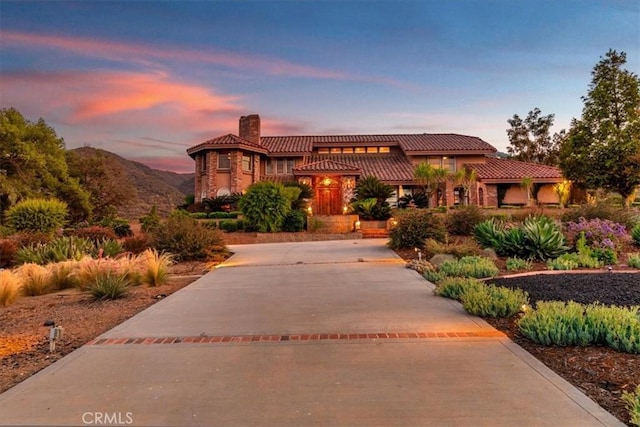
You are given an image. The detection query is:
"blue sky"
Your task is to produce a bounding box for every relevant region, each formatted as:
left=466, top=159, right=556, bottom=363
left=1, top=1, right=638, bottom=173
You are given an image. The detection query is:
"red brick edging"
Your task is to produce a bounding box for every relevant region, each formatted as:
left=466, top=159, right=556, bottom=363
left=86, top=330, right=505, bottom=346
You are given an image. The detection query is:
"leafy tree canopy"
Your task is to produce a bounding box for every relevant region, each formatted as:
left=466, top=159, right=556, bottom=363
left=559, top=50, right=640, bottom=206
left=66, top=147, right=136, bottom=221
left=506, top=108, right=563, bottom=165
left=0, top=108, right=91, bottom=221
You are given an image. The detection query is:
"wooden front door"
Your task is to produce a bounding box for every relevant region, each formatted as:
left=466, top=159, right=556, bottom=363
left=316, top=177, right=341, bottom=215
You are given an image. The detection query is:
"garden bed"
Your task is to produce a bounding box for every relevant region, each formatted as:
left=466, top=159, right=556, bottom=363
left=482, top=272, right=639, bottom=426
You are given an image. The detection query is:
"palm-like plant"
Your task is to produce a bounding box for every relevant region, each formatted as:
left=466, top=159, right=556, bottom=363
left=454, top=167, right=477, bottom=205
left=353, top=176, right=393, bottom=220
left=414, top=162, right=448, bottom=207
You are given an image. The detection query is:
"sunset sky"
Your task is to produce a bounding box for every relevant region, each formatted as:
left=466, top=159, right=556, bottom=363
left=1, top=1, right=638, bottom=173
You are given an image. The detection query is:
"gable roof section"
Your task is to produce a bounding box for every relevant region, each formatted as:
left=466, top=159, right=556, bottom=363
left=301, top=154, right=415, bottom=184
left=467, top=157, right=563, bottom=183
left=293, top=159, right=362, bottom=174
left=187, top=134, right=267, bottom=157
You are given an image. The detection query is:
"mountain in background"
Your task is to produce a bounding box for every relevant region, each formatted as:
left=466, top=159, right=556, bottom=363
left=70, top=147, right=194, bottom=219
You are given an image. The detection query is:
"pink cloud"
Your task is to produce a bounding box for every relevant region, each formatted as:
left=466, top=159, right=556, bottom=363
left=1, top=30, right=350, bottom=80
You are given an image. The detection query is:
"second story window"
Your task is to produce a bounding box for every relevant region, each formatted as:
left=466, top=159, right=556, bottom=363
left=217, top=152, right=231, bottom=169
left=242, top=154, right=252, bottom=171
left=266, top=158, right=295, bottom=174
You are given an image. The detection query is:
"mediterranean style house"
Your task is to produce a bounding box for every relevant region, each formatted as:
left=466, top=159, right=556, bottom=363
left=187, top=114, right=563, bottom=214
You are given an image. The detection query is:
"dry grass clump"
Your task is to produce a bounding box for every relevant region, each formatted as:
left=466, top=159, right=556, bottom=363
left=15, top=263, right=51, bottom=296
left=0, top=270, right=21, bottom=306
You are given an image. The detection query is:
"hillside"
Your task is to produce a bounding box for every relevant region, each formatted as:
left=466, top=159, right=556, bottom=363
left=70, top=147, right=194, bottom=219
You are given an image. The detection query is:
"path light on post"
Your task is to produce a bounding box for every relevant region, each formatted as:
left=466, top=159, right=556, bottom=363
left=414, top=247, right=422, bottom=262
left=44, top=320, right=64, bottom=352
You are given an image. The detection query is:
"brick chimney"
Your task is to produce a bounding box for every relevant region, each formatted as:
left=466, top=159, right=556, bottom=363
left=239, top=114, right=261, bottom=145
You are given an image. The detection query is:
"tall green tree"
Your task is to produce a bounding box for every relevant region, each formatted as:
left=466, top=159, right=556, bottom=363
left=560, top=50, right=640, bottom=206
left=506, top=108, right=562, bottom=165
left=66, top=147, right=136, bottom=221
left=0, top=108, right=91, bottom=221
left=559, top=50, right=640, bottom=206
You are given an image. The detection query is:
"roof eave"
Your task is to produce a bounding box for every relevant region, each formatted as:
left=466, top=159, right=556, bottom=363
left=403, top=149, right=496, bottom=156
left=479, top=177, right=563, bottom=184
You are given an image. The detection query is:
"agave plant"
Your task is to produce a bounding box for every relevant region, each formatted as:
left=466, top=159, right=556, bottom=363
left=473, top=219, right=506, bottom=255
left=501, top=227, right=528, bottom=259
left=521, top=216, right=569, bottom=260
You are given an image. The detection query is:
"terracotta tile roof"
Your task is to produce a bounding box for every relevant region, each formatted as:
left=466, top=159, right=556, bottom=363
left=261, top=137, right=314, bottom=154
left=260, top=133, right=495, bottom=155
left=187, top=134, right=267, bottom=156
left=467, top=157, right=563, bottom=182
left=395, top=134, right=496, bottom=154
left=293, top=159, right=362, bottom=174
left=300, top=154, right=415, bottom=184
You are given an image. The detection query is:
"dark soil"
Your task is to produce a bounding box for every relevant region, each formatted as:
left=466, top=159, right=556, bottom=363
left=482, top=273, right=640, bottom=426
left=489, top=272, right=640, bottom=307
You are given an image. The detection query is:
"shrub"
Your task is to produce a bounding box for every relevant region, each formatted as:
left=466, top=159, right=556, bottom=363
left=69, top=225, right=116, bottom=242
left=239, top=182, right=291, bottom=232
left=150, top=215, right=228, bottom=261
left=138, top=249, right=172, bottom=287
left=422, top=238, right=482, bottom=259
left=518, top=301, right=597, bottom=346
left=353, top=176, right=394, bottom=220
left=0, top=238, right=18, bottom=268
left=519, top=302, right=640, bottom=353
left=622, top=384, right=640, bottom=426
left=628, top=253, right=640, bottom=269
left=97, top=238, right=124, bottom=258
left=446, top=205, right=485, bottom=236
left=122, top=234, right=151, bottom=254
left=474, top=216, right=568, bottom=260
left=48, top=260, right=80, bottom=290
left=88, top=272, right=131, bottom=300
left=423, top=269, right=447, bottom=284
left=15, top=236, right=95, bottom=265
left=632, top=224, right=640, bottom=246
left=219, top=219, right=238, bottom=232
left=438, top=256, right=499, bottom=279
left=520, top=215, right=568, bottom=260
left=202, top=193, right=241, bottom=212
left=505, top=257, right=531, bottom=272
left=0, top=270, right=21, bottom=306
left=140, top=204, right=162, bottom=233
left=461, top=284, right=529, bottom=317
left=388, top=209, right=447, bottom=249
left=546, top=257, right=579, bottom=270
left=5, top=198, right=68, bottom=234
left=591, top=248, right=617, bottom=265
left=281, top=210, right=306, bottom=232
left=561, top=203, right=638, bottom=230
left=208, top=211, right=239, bottom=219
left=473, top=219, right=507, bottom=255
left=566, top=217, right=629, bottom=251
left=16, top=263, right=52, bottom=296
left=99, top=217, right=133, bottom=237
left=434, top=277, right=485, bottom=301
left=405, top=259, right=435, bottom=275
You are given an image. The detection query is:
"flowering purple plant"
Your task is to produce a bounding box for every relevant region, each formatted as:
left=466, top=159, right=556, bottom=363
left=566, top=217, right=629, bottom=251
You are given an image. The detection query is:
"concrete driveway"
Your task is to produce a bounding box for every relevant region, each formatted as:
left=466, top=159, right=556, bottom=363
left=0, top=239, right=622, bottom=426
